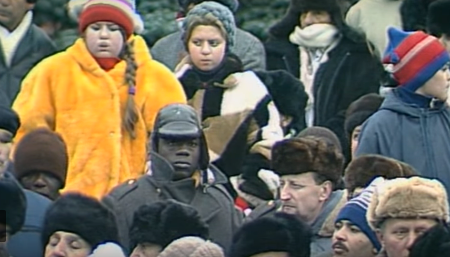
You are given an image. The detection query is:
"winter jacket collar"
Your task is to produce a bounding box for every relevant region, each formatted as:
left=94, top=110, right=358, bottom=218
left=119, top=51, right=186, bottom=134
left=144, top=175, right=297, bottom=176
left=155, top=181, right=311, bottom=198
left=67, top=35, right=151, bottom=77
left=313, top=189, right=347, bottom=237
left=381, top=90, right=447, bottom=118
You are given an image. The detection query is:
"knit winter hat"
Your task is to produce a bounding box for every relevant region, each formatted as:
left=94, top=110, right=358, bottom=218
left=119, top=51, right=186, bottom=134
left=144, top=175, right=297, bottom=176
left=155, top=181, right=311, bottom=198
left=344, top=93, right=384, bottom=139
left=13, top=128, right=68, bottom=187
left=0, top=106, right=20, bottom=137
left=297, top=126, right=342, bottom=152
left=78, top=0, right=135, bottom=39
left=182, top=1, right=236, bottom=48
left=230, top=212, right=311, bottom=257
left=344, top=155, right=417, bottom=196
left=427, top=0, right=450, bottom=37
left=336, top=178, right=383, bottom=251
left=69, top=0, right=144, bottom=33
left=0, top=172, right=26, bottom=235
left=383, top=27, right=450, bottom=92
left=177, top=0, right=239, bottom=13
left=42, top=193, right=119, bottom=250
left=157, top=236, right=224, bottom=257
left=129, top=200, right=209, bottom=250
left=367, top=176, right=450, bottom=230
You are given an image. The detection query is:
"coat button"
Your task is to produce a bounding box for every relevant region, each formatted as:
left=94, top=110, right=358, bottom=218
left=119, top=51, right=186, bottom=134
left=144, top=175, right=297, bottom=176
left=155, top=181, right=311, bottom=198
left=156, top=188, right=161, bottom=194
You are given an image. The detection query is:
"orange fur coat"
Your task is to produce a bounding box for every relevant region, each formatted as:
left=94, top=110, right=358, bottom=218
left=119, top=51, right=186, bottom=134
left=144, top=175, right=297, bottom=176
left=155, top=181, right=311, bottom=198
left=12, top=35, right=187, bottom=199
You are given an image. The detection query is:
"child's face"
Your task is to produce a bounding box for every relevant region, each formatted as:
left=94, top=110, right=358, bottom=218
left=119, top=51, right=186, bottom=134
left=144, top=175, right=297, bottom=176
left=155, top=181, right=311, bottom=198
left=418, top=65, right=450, bottom=101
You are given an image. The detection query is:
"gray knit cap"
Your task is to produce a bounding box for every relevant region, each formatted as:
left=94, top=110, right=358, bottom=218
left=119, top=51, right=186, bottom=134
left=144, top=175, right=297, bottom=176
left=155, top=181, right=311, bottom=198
left=182, top=1, right=236, bottom=47
left=177, top=0, right=239, bottom=13
left=157, top=236, right=224, bottom=257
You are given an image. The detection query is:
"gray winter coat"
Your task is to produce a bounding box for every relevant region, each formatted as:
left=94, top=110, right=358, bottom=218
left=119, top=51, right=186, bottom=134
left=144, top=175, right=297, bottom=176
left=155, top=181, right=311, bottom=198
left=103, top=152, right=243, bottom=254
left=150, top=29, right=266, bottom=71
left=356, top=90, right=450, bottom=200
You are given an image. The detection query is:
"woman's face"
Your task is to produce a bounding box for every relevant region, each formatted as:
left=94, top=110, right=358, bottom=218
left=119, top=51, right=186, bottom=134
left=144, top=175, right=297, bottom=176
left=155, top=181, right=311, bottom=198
left=188, top=25, right=226, bottom=71
left=85, top=22, right=124, bottom=58
left=45, top=231, right=91, bottom=257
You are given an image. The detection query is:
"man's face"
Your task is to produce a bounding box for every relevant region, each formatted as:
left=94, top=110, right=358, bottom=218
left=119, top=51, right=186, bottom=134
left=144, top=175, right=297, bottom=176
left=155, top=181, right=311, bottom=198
left=300, top=10, right=332, bottom=28
left=350, top=126, right=361, bottom=159
left=19, top=172, right=62, bottom=200
left=130, top=243, right=162, bottom=257
left=0, top=129, right=13, bottom=174
left=332, top=220, right=376, bottom=257
left=157, top=137, right=201, bottom=180
left=377, top=218, right=438, bottom=257
left=0, top=0, right=34, bottom=31
left=279, top=172, right=332, bottom=224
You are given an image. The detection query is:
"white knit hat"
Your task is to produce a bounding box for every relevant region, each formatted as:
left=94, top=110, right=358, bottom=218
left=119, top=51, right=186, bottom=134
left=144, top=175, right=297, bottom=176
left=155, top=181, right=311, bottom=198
left=67, top=0, right=144, bottom=34
left=157, top=237, right=224, bottom=257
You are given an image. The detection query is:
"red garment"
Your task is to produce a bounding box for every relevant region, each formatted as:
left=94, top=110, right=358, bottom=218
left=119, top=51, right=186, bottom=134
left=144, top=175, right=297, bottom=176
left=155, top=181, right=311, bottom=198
left=95, top=57, right=121, bottom=71
left=235, top=196, right=249, bottom=212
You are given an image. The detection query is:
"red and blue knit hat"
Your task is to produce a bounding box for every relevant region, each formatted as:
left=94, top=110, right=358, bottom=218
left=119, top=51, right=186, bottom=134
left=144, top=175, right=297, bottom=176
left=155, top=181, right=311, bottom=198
left=383, top=27, right=450, bottom=92
left=78, top=0, right=135, bottom=39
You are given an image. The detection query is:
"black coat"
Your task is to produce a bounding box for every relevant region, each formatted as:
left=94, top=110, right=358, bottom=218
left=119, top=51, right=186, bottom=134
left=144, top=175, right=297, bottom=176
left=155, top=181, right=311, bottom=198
left=0, top=25, right=56, bottom=106
left=264, top=30, right=383, bottom=159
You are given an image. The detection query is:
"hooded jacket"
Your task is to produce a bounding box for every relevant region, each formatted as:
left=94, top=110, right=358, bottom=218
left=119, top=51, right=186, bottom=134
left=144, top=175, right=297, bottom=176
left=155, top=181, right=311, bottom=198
left=356, top=90, right=450, bottom=201
left=12, top=35, right=187, bottom=199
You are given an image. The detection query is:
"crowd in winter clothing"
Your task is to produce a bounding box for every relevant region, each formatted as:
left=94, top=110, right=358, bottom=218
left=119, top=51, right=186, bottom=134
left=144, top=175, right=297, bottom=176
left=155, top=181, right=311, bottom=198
left=2, top=0, right=450, bottom=257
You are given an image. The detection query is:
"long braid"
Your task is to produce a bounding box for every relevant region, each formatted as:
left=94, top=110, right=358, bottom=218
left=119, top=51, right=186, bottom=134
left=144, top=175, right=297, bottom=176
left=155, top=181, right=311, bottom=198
left=122, top=39, right=139, bottom=139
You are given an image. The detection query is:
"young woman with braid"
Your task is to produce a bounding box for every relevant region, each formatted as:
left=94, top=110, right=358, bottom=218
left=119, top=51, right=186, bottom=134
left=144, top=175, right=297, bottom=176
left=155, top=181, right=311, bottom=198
left=11, top=0, right=187, bottom=199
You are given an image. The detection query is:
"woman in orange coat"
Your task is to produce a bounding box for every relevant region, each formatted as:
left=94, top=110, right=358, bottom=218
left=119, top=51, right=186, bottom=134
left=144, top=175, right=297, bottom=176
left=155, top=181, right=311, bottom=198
left=12, top=0, right=187, bottom=199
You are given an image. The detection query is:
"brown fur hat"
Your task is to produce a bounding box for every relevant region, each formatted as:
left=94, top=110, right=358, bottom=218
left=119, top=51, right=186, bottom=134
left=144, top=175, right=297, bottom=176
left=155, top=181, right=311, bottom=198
left=367, top=176, right=449, bottom=230
left=345, top=155, right=417, bottom=195
left=271, top=137, right=344, bottom=186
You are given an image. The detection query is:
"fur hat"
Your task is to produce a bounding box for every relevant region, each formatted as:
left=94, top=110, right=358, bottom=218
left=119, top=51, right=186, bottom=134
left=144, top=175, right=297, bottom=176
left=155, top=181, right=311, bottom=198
left=0, top=172, right=26, bottom=235
left=272, top=137, right=344, bottom=186
left=158, top=236, right=224, bottom=257
left=410, top=223, right=450, bottom=257
left=229, top=212, right=311, bottom=257
left=177, top=0, right=239, bottom=13
left=13, top=128, right=68, bottom=187
left=427, top=0, right=450, bottom=37
left=129, top=200, right=209, bottom=250
left=182, top=1, right=236, bottom=48
left=41, top=193, right=119, bottom=250
left=345, top=154, right=417, bottom=196
left=0, top=106, right=20, bottom=137
left=367, top=176, right=450, bottom=230
left=254, top=70, right=308, bottom=134
left=69, top=0, right=144, bottom=34
left=344, top=94, right=384, bottom=139
left=297, top=126, right=342, bottom=152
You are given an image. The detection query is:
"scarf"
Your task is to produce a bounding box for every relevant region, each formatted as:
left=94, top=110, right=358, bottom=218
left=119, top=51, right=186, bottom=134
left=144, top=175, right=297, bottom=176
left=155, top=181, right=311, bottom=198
left=289, top=23, right=339, bottom=49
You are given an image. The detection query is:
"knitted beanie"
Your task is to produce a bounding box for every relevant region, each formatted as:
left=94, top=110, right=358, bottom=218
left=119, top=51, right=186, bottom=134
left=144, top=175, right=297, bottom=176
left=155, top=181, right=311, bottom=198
left=177, top=0, right=239, bottom=13
left=297, top=126, right=342, bottom=152
left=367, top=176, right=450, bottom=230
left=0, top=106, right=20, bottom=137
left=13, top=128, right=68, bottom=187
left=383, top=27, right=450, bottom=92
left=157, top=237, right=224, bottom=257
left=336, top=178, right=383, bottom=251
left=78, top=0, right=135, bottom=39
left=42, top=193, right=119, bottom=250
left=182, top=1, right=236, bottom=48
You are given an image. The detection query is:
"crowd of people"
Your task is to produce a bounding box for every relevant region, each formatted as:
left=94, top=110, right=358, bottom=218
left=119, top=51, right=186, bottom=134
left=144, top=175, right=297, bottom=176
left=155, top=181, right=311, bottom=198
left=2, top=0, right=450, bottom=257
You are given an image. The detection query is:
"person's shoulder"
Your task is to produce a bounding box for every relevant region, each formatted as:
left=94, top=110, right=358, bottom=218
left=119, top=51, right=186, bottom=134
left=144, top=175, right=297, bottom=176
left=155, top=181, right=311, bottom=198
left=107, top=177, right=149, bottom=202
left=235, top=28, right=261, bottom=42
left=152, top=31, right=182, bottom=47
left=245, top=200, right=280, bottom=222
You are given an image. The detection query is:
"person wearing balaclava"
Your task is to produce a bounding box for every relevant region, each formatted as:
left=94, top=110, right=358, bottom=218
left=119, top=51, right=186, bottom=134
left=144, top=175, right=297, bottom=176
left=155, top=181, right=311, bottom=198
left=265, top=0, right=384, bottom=160
left=12, top=0, right=187, bottom=200
left=151, top=0, right=266, bottom=71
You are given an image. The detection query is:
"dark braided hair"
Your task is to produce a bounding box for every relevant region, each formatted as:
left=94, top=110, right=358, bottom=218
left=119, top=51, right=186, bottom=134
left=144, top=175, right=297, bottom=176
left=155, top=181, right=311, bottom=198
left=122, top=39, right=139, bottom=139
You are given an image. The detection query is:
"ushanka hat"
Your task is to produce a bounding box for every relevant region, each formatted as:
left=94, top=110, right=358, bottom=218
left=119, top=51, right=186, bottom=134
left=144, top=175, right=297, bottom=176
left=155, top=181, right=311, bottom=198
left=41, top=193, right=119, bottom=250
left=383, top=27, right=450, bottom=92
left=367, top=176, right=449, bottom=230
left=182, top=1, right=236, bottom=48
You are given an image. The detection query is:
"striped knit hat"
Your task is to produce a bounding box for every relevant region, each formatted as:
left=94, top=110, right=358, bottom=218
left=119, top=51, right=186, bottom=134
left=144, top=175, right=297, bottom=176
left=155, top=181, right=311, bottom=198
left=336, top=177, right=384, bottom=251
left=79, top=0, right=135, bottom=39
left=383, top=27, right=450, bottom=92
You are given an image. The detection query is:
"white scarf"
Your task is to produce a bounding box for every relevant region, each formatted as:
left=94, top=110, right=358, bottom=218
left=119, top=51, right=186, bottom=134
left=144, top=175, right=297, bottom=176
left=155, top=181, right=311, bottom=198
left=289, top=23, right=339, bottom=48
